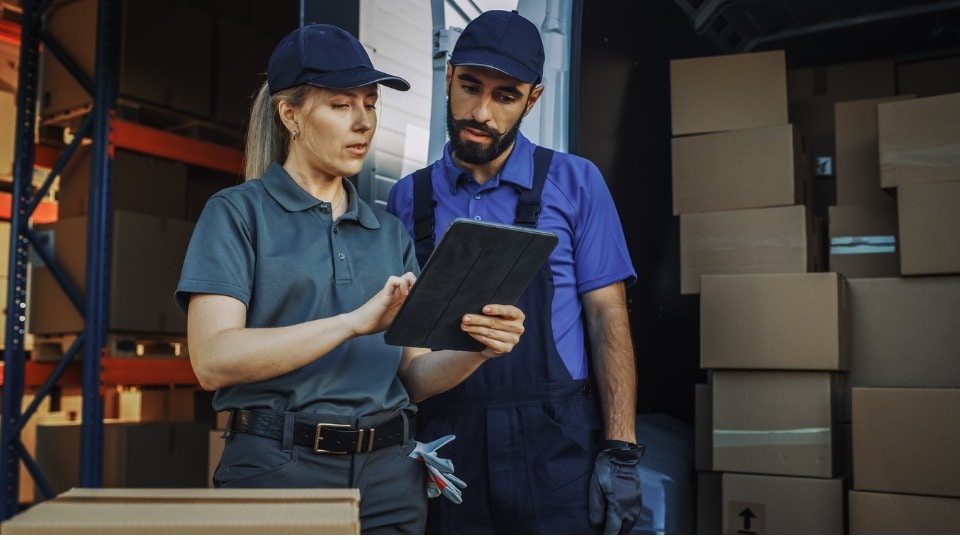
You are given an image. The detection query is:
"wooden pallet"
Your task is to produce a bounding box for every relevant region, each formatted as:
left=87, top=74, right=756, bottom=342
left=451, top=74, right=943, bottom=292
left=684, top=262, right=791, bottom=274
left=31, top=332, right=189, bottom=362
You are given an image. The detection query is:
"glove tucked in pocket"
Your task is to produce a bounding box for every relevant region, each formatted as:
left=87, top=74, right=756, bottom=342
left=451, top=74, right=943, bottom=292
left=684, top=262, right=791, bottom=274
left=408, top=434, right=467, bottom=504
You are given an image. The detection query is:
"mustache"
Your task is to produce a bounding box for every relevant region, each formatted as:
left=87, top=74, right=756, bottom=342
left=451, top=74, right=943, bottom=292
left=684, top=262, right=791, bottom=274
left=451, top=117, right=503, bottom=138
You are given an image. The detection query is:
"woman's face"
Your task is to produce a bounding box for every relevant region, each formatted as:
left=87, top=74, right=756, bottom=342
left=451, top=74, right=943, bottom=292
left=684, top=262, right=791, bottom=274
left=294, top=84, right=379, bottom=180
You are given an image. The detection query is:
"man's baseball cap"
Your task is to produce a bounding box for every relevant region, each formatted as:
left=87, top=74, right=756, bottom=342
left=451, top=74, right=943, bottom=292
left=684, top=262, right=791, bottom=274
left=449, top=10, right=544, bottom=85
left=267, top=23, right=410, bottom=94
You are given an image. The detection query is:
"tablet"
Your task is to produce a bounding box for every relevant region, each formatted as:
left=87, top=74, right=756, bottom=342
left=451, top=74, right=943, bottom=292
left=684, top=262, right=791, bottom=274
left=384, top=218, right=559, bottom=351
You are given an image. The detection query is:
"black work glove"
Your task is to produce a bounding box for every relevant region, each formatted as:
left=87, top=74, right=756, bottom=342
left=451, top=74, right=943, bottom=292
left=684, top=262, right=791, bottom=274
left=588, top=441, right=645, bottom=534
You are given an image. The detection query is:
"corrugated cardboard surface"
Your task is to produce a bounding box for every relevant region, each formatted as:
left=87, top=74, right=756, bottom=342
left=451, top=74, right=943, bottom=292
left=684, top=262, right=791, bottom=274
left=828, top=204, right=900, bottom=278
left=787, top=59, right=896, bottom=163
left=722, top=473, right=846, bottom=534
left=852, top=387, right=960, bottom=498
left=670, top=50, right=788, bottom=136
left=671, top=124, right=807, bottom=215
left=680, top=205, right=813, bottom=295
left=29, top=210, right=193, bottom=336
left=847, top=276, right=960, bottom=390
left=834, top=95, right=913, bottom=206
left=1, top=488, right=360, bottom=534
left=849, top=490, right=960, bottom=534
left=896, top=55, right=960, bottom=98
left=713, top=370, right=843, bottom=478
left=701, top=273, right=848, bottom=370
left=878, top=92, right=960, bottom=188
left=898, top=180, right=960, bottom=275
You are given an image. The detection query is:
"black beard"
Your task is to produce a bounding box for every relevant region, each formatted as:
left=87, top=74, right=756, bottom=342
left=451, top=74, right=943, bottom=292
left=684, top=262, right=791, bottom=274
left=446, top=97, right=524, bottom=165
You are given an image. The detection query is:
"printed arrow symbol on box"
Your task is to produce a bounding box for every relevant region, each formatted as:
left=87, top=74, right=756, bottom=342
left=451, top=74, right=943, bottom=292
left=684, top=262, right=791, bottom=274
left=739, top=508, right=756, bottom=530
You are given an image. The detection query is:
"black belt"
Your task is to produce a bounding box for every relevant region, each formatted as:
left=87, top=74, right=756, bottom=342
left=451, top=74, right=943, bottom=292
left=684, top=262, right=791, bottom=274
left=230, top=409, right=409, bottom=454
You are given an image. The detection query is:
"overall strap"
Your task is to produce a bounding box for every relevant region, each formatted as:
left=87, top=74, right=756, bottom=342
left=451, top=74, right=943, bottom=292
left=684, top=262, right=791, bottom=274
left=514, top=146, right=555, bottom=228
left=412, top=164, right=436, bottom=269
left=411, top=146, right=555, bottom=268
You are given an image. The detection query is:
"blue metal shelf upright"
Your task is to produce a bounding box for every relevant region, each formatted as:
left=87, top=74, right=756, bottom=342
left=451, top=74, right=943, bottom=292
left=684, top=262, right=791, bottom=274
left=1, top=0, right=120, bottom=521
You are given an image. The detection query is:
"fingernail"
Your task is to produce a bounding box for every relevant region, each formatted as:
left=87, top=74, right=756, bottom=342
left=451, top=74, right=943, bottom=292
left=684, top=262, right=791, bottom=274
left=463, top=316, right=471, bottom=323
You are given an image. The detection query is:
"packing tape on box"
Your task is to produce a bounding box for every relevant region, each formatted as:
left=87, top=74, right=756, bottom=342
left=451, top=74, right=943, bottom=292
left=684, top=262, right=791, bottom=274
left=713, top=427, right=831, bottom=447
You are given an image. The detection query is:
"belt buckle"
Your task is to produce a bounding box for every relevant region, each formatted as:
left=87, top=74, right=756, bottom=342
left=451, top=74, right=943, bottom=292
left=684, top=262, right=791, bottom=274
left=313, top=423, right=351, bottom=454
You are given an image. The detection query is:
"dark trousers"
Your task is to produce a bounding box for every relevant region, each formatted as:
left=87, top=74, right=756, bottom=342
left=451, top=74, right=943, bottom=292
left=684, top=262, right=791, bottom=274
left=214, top=410, right=427, bottom=534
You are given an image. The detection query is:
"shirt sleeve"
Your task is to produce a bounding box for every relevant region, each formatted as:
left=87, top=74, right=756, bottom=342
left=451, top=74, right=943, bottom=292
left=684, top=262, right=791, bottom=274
left=174, top=194, right=256, bottom=313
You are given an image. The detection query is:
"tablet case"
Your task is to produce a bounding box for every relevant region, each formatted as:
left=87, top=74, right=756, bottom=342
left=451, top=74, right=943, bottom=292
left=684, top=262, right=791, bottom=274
left=384, top=218, right=559, bottom=351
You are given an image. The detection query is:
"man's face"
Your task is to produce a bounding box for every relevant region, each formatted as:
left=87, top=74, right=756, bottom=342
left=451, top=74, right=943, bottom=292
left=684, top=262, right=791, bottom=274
left=445, top=65, right=541, bottom=165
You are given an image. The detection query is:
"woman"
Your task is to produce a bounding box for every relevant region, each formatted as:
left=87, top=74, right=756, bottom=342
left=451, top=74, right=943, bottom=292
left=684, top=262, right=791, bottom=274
left=175, top=24, right=525, bottom=534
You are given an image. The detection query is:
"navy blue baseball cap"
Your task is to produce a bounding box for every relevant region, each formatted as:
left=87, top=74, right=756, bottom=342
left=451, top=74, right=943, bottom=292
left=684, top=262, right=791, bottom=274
left=267, top=23, right=410, bottom=94
left=450, top=10, right=544, bottom=85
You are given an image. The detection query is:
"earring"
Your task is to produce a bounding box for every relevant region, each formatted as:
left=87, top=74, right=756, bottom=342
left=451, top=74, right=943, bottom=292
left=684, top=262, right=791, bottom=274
left=291, top=129, right=298, bottom=141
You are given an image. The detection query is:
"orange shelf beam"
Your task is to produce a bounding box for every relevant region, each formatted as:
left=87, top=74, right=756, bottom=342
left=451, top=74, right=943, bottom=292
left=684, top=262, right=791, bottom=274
left=112, top=119, right=243, bottom=175
left=0, top=191, right=58, bottom=224
left=0, top=17, right=19, bottom=47
left=0, top=360, right=83, bottom=388
left=100, top=357, right=198, bottom=387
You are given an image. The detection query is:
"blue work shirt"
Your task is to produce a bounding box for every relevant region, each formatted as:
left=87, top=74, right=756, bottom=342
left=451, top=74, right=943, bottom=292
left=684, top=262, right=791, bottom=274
left=176, top=162, right=419, bottom=416
left=387, top=133, right=636, bottom=379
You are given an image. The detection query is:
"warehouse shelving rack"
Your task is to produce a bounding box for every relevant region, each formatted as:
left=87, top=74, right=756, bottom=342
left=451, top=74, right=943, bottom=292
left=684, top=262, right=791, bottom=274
left=0, top=0, right=242, bottom=520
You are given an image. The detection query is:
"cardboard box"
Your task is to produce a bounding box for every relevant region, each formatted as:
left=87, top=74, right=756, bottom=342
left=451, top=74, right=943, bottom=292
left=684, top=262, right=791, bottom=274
left=34, top=421, right=211, bottom=498
left=898, top=180, right=960, bottom=275
left=0, top=89, right=14, bottom=180
left=214, top=17, right=276, bottom=128
left=878, top=92, right=960, bottom=188
left=849, top=490, right=960, bottom=534
left=713, top=370, right=843, bottom=478
left=57, top=147, right=189, bottom=220
left=721, top=473, right=846, bottom=534
left=118, top=387, right=197, bottom=422
left=897, top=55, right=960, bottom=98
left=694, top=383, right=712, bottom=471
left=834, top=95, right=913, bottom=206
left=701, top=273, right=848, bottom=370
left=671, top=124, right=808, bottom=215
left=680, top=205, right=815, bottom=295
left=1, top=488, right=360, bottom=534
left=788, top=59, right=896, bottom=166
left=669, top=50, right=788, bottom=136
left=697, top=471, right=722, bottom=535
left=847, top=277, right=960, bottom=390
left=41, top=0, right=213, bottom=119
left=852, top=387, right=960, bottom=498
left=828, top=205, right=900, bottom=278
left=28, top=210, right=193, bottom=336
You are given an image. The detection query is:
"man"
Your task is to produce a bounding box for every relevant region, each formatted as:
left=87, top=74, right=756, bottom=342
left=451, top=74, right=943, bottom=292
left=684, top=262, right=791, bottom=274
left=386, top=10, right=644, bottom=535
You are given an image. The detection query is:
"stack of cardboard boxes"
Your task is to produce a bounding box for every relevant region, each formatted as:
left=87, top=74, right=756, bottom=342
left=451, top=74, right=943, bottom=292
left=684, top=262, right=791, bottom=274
left=679, top=51, right=960, bottom=534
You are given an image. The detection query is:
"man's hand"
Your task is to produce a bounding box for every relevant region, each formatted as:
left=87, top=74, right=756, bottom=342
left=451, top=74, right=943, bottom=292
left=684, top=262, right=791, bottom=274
left=460, top=304, right=525, bottom=358
left=588, top=443, right=645, bottom=534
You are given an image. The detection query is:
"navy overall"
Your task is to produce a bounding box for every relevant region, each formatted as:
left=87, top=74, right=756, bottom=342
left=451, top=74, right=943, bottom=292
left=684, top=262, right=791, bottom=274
left=411, top=147, right=604, bottom=534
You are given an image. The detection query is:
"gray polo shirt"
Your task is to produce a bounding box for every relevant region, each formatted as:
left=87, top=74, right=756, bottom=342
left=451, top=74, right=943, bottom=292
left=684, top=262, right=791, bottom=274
left=176, top=162, right=419, bottom=417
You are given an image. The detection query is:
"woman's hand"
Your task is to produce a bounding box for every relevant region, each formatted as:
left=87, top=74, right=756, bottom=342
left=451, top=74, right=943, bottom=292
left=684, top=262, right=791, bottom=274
left=345, top=272, right=417, bottom=337
left=461, top=304, right=525, bottom=358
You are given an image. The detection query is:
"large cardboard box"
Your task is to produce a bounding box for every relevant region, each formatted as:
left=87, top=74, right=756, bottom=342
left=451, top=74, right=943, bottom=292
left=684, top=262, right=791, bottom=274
left=669, top=50, right=787, bottom=136
left=701, top=273, right=848, bottom=370
left=34, top=421, right=210, bottom=497
left=671, top=124, right=808, bottom=215
left=721, top=473, right=846, bottom=534
left=898, top=180, right=960, bottom=275
left=896, top=55, right=960, bottom=98
left=878, top=92, right=960, bottom=188
left=828, top=205, right=900, bottom=278
left=117, top=387, right=197, bottom=422
left=847, top=277, right=960, bottom=390
left=28, top=210, right=193, bottom=336
left=694, top=383, right=712, bottom=471
left=849, top=490, right=960, bottom=534
left=852, top=387, right=960, bottom=498
left=713, top=371, right=843, bottom=478
left=680, top=205, right=815, bottom=295
left=0, top=89, right=14, bottom=180
left=788, top=59, right=896, bottom=167
left=57, top=147, right=189, bottom=220
left=41, top=0, right=213, bottom=119
left=834, top=95, right=913, bottom=206
left=697, top=471, right=722, bottom=535
left=1, top=488, right=360, bottom=534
